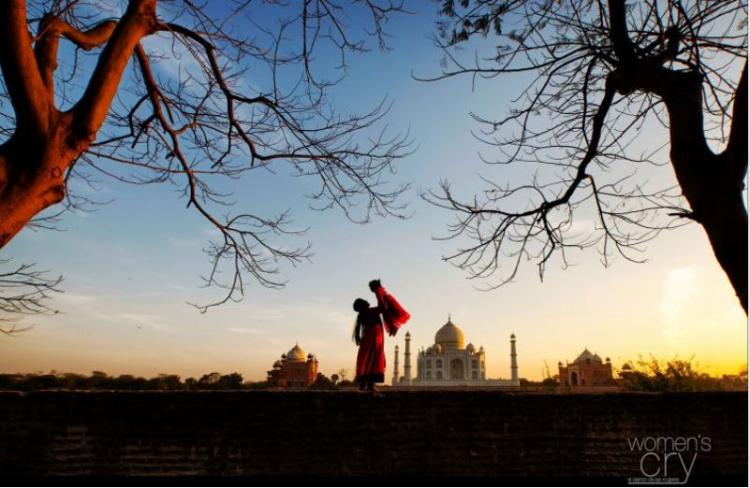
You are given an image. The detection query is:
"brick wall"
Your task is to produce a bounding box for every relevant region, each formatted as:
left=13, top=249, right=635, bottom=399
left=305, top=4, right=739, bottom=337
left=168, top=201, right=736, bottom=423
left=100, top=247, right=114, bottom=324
left=0, top=390, right=746, bottom=482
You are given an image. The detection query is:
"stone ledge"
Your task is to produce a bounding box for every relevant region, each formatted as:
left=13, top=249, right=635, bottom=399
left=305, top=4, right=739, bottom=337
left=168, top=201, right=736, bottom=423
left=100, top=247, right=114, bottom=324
left=0, top=390, right=746, bottom=480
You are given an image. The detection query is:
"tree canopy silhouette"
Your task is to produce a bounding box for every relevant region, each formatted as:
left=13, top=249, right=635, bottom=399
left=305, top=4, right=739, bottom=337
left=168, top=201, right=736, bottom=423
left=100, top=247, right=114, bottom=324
left=424, top=0, right=747, bottom=312
left=0, top=0, right=410, bottom=312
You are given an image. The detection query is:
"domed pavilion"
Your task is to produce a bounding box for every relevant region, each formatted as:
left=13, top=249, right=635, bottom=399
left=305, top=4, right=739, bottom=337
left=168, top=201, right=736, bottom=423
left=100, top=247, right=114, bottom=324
left=267, top=343, right=319, bottom=387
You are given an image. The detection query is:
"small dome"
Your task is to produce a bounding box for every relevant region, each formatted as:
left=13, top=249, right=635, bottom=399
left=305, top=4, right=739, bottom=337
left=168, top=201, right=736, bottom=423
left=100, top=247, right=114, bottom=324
left=466, top=343, right=475, bottom=353
left=273, top=360, right=282, bottom=369
left=435, top=316, right=465, bottom=350
left=286, top=343, right=307, bottom=362
left=434, top=344, right=443, bottom=354
left=511, top=333, right=516, bottom=339
left=622, top=363, right=632, bottom=371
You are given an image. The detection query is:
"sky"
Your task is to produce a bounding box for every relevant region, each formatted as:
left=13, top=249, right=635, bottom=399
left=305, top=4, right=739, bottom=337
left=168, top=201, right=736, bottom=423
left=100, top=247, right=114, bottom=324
left=0, top=1, right=746, bottom=382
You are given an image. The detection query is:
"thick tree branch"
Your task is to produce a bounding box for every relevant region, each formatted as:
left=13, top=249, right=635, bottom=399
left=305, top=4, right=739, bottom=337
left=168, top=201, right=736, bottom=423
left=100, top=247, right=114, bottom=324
left=73, top=0, right=157, bottom=141
left=0, top=0, right=50, bottom=133
left=34, top=15, right=118, bottom=92
left=607, top=0, right=636, bottom=65
left=549, top=76, right=617, bottom=208
left=723, top=61, right=748, bottom=177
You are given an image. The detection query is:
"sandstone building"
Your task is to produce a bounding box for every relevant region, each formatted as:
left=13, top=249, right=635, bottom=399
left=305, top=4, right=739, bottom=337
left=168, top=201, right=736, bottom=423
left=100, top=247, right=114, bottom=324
left=558, top=348, right=613, bottom=386
left=267, top=343, right=319, bottom=387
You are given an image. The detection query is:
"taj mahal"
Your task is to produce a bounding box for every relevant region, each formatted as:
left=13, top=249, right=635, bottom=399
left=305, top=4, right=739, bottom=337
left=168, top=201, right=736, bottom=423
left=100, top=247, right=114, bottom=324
left=391, top=316, right=520, bottom=387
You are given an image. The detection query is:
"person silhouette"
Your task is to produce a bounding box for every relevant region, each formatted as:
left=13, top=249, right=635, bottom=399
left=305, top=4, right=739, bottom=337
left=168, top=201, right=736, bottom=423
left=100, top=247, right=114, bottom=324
left=352, top=298, right=385, bottom=391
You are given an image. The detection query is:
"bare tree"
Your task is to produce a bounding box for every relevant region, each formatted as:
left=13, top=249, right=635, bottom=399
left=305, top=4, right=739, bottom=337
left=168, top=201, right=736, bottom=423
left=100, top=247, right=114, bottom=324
left=0, top=0, right=410, bottom=312
left=424, top=0, right=747, bottom=312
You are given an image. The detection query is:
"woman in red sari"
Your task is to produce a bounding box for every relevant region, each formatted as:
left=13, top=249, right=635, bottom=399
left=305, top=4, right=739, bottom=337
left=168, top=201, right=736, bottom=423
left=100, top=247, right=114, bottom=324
left=352, top=298, right=385, bottom=391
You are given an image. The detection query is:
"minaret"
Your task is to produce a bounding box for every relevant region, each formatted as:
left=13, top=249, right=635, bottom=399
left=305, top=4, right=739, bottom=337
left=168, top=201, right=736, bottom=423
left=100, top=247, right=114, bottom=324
left=404, top=332, right=412, bottom=385
left=392, top=345, right=400, bottom=385
left=510, top=333, right=519, bottom=385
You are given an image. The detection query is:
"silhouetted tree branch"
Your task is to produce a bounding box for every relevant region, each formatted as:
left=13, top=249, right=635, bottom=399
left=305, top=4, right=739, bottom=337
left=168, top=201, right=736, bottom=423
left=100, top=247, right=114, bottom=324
left=425, top=0, right=747, bottom=312
left=0, top=0, right=411, bottom=312
left=0, top=258, right=62, bottom=334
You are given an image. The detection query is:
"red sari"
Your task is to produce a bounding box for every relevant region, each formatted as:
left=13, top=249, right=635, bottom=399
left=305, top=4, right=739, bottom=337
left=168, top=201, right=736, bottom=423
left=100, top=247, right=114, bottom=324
left=374, top=286, right=411, bottom=335
left=355, top=307, right=386, bottom=383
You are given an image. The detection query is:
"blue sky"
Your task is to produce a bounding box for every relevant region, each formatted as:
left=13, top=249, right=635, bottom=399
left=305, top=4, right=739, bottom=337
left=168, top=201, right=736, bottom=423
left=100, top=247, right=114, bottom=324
left=1, top=1, right=746, bottom=381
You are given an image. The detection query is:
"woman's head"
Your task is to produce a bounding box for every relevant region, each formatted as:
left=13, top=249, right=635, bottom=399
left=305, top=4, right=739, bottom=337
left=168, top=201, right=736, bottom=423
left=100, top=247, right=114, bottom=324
left=368, top=279, right=382, bottom=292
left=353, top=298, right=370, bottom=313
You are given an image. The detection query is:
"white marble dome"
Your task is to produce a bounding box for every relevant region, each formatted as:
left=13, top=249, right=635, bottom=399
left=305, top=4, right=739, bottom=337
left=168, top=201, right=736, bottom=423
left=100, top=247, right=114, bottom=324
left=435, top=317, right=465, bottom=350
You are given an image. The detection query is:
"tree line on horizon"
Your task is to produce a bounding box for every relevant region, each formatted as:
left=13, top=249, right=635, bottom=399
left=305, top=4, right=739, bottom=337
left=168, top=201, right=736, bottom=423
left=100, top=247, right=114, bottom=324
left=0, top=369, right=349, bottom=391
left=1, top=358, right=746, bottom=392
left=616, top=357, right=747, bottom=392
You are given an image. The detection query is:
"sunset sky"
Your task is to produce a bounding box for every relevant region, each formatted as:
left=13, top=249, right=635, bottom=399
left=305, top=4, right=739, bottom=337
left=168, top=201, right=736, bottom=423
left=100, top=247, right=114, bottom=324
left=1, top=2, right=746, bottom=382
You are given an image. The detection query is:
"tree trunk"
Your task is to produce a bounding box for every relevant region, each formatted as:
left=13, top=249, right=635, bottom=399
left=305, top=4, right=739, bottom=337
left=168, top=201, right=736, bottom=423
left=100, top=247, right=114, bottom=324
left=0, top=128, right=72, bottom=248
left=656, top=69, right=748, bottom=314
left=699, top=190, right=748, bottom=312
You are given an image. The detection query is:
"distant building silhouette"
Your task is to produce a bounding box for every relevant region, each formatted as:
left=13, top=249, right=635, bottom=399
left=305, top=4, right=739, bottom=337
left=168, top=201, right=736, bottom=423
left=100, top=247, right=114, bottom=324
left=558, top=349, right=613, bottom=387
left=267, top=343, right=319, bottom=387
left=393, top=316, right=520, bottom=387
left=618, top=362, right=636, bottom=381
